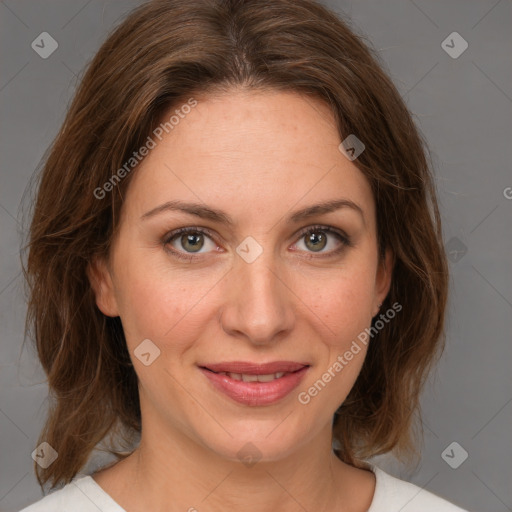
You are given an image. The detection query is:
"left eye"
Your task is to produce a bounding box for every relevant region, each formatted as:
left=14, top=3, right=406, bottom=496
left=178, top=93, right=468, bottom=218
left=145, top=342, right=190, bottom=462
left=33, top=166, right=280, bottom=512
left=292, top=226, right=348, bottom=254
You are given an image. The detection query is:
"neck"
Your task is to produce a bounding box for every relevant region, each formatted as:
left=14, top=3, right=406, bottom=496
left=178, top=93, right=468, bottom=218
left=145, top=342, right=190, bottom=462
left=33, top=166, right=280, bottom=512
left=103, top=417, right=374, bottom=512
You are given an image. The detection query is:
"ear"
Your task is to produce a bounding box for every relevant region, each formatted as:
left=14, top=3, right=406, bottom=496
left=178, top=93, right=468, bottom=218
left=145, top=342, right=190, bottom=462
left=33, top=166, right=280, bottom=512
left=373, top=247, right=394, bottom=317
left=86, top=255, right=120, bottom=317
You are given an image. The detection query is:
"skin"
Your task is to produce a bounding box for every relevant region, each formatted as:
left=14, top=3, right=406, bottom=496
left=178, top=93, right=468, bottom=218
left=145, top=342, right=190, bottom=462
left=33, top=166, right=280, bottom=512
left=88, top=88, right=393, bottom=512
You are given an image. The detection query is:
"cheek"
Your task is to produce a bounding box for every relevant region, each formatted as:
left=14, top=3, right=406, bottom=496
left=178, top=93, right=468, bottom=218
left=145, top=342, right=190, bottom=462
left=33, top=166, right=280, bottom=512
left=295, top=262, right=376, bottom=346
left=294, top=270, right=375, bottom=412
left=112, top=251, right=221, bottom=353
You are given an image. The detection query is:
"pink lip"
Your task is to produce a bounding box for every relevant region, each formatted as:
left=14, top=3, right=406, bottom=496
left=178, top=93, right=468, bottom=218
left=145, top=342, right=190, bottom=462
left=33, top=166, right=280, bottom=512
left=199, top=361, right=310, bottom=406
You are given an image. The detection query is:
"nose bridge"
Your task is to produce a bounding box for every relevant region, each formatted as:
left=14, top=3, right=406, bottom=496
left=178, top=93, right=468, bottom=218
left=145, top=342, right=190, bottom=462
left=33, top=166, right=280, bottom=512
left=220, top=244, right=294, bottom=343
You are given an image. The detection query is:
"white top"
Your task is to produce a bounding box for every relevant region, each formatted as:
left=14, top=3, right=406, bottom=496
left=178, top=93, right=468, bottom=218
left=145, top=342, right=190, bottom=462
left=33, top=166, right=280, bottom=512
left=19, top=464, right=470, bottom=512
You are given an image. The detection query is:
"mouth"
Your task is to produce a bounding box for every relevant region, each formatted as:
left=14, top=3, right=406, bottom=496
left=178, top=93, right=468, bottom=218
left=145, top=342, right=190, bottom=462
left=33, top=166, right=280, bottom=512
left=198, top=361, right=310, bottom=406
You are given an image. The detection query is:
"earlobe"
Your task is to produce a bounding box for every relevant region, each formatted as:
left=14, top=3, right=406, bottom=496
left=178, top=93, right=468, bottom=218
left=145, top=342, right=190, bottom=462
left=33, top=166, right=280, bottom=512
left=86, top=255, right=119, bottom=317
left=374, top=248, right=394, bottom=315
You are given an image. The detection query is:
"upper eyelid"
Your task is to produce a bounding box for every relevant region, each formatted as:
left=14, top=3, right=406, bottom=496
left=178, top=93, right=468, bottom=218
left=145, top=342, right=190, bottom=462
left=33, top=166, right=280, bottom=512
left=164, top=226, right=217, bottom=244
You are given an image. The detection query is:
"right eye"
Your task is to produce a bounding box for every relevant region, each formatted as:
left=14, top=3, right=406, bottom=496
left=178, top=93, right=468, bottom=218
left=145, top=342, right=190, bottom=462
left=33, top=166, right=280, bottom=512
left=163, top=227, right=220, bottom=260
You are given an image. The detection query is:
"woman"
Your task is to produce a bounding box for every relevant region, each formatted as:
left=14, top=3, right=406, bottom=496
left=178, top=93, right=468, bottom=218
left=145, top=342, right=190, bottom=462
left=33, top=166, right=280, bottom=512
left=20, top=0, right=470, bottom=510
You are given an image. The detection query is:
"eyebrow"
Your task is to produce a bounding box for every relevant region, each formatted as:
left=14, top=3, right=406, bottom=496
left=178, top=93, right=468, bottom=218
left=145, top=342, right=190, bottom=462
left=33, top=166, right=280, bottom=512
left=141, top=198, right=365, bottom=226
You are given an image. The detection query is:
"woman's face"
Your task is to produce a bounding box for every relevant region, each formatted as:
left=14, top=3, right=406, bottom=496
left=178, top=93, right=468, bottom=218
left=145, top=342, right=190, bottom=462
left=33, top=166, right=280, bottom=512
left=90, top=89, right=392, bottom=463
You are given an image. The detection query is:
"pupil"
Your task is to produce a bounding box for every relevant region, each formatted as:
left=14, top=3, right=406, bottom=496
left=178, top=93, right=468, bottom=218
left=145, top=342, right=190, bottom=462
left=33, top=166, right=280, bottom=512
left=306, top=231, right=326, bottom=252
left=182, top=233, right=203, bottom=252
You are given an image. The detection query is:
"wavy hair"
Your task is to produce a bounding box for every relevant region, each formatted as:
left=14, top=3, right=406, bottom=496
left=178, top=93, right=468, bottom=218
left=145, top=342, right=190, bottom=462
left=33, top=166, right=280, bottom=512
left=23, top=0, right=448, bottom=491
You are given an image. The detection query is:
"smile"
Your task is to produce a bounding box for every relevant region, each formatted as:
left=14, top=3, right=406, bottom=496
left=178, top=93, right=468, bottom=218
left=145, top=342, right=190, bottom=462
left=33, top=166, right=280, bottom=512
left=198, top=361, right=310, bottom=406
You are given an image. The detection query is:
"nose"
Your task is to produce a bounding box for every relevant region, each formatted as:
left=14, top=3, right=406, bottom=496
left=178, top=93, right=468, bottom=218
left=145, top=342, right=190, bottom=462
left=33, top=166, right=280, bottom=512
left=219, top=250, right=295, bottom=346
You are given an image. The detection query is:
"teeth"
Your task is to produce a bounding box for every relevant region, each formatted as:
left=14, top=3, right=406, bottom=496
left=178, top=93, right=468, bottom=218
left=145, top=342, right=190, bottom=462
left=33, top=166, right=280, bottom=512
left=224, top=372, right=287, bottom=382
left=257, top=373, right=276, bottom=382
left=241, top=374, right=258, bottom=382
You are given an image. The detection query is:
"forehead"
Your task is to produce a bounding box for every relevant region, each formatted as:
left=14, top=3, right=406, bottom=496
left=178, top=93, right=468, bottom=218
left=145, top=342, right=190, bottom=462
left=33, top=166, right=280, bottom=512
left=123, top=89, right=375, bottom=227
left=160, top=89, right=340, bottom=167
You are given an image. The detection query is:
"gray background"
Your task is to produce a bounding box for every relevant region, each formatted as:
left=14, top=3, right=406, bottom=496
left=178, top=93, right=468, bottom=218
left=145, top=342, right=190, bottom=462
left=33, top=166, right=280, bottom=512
left=1, top=1, right=511, bottom=511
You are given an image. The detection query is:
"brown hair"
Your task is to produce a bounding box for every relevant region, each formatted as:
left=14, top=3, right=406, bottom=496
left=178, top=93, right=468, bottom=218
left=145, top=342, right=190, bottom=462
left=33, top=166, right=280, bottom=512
left=23, top=0, right=448, bottom=491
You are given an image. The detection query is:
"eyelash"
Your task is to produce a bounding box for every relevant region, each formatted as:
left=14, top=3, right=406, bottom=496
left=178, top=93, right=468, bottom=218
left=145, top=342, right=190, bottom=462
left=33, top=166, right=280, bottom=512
left=162, top=224, right=353, bottom=262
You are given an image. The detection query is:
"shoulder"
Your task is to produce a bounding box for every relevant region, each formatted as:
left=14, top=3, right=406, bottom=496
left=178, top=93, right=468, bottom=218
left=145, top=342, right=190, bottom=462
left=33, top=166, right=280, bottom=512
left=18, top=475, right=126, bottom=512
left=368, top=464, right=470, bottom=512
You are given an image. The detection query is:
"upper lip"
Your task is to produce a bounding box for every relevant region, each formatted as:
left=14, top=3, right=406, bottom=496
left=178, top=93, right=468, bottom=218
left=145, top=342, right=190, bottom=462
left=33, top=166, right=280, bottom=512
left=200, top=361, right=309, bottom=375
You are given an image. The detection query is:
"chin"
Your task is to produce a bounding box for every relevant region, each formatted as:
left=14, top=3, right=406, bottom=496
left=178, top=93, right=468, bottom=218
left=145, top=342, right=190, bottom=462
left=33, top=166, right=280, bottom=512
left=191, top=414, right=320, bottom=465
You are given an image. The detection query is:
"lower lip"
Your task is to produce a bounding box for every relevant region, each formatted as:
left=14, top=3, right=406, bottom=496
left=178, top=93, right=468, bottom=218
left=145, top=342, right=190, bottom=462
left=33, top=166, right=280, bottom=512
left=199, top=366, right=309, bottom=406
